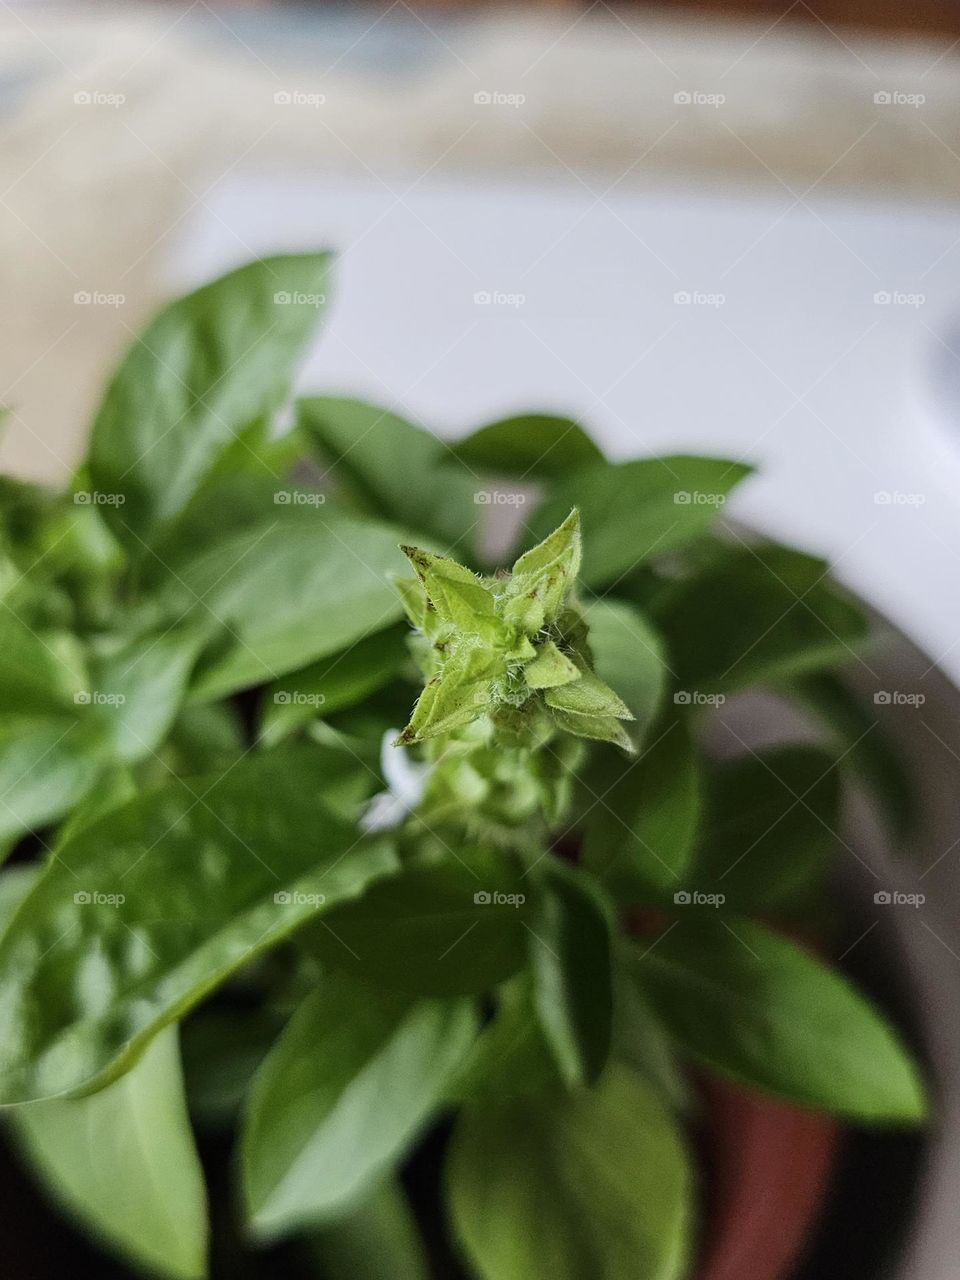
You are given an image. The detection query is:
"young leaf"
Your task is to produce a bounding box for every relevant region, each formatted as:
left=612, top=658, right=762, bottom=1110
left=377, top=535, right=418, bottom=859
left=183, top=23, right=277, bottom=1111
left=397, top=646, right=500, bottom=745
left=549, top=707, right=635, bottom=752
left=544, top=670, right=633, bottom=721
left=241, top=974, right=476, bottom=1239
left=308, top=1179, right=431, bottom=1280
left=527, top=457, right=752, bottom=587
left=583, top=598, right=667, bottom=741
left=0, top=746, right=398, bottom=1102
left=527, top=862, right=613, bottom=1087
left=12, top=1027, right=207, bottom=1280
left=508, top=508, right=582, bottom=623
left=583, top=717, right=701, bottom=900
left=522, top=640, right=581, bottom=690
left=298, top=397, right=477, bottom=548
left=306, top=856, right=529, bottom=996
left=649, top=541, right=869, bottom=693
left=155, top=512, right=407, bottom=701
left=446, top=414, right=604, bottom=479
left=634, top=916, right=927, bottom=1122
left=447, top=1065, right=692, bottom=1280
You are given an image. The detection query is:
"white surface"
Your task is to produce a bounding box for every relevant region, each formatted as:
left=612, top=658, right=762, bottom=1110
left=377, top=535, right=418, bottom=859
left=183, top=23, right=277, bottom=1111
left=174, top=176, right=960, bottom=683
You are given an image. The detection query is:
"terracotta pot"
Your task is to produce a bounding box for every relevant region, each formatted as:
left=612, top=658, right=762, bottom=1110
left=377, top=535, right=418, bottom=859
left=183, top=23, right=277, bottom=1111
left=696, top=1074, right=840, bottom=1280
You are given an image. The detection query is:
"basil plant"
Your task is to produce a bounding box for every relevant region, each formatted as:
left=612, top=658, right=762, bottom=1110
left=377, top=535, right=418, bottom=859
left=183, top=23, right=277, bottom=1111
left=0, top=254, right=925, bottom=1280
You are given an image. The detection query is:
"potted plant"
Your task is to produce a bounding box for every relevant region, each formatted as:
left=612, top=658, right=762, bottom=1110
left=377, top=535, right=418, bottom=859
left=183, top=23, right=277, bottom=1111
left=0, top=253, right=926, bottom=1280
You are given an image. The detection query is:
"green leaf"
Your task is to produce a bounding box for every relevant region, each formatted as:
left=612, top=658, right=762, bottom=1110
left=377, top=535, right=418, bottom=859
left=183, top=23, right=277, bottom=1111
left=650, top=541, right=869, bottom=693
left=262, top=624, right=409, bottom=747
left=0, top=745, right=397, bottom=1102
left=784, top=672, right=916, bottom=838
left=508, top=508, right=582, bottom=622
left=448, top=977, right=559, bottom=1103
left=447, top=1065, right=692, bottom=1280
left=88, top=254, right=333, bottom=544
left=156, top=511, right=406, bottom=701
left=307, top=856, right=529, bottom=996
left=0, top=615, right=84, bottom=715
left=298, top=397, right=476, bottom=549
left=397, top=646, right=500, bottom=745
left=241, top=973, right=476, bottom=1239
left=86, top=624, right=205, bottom=763
left=583, top=717, right=701, bottom=899
left=527, top=862, right=613, bottom=1087
left=528, top=457, right=752, bottom=587
left=446, top=414, right=604, bottom=479
left=11, top=1027, right=207, bottom=1280
left=523, top=640, right=581, bottom=690
left=0, top=715, right=105, bottom=845
left=549, top=707, right=635, bottom=753
left=544, top=671, right=632, bottom=721
left=691, top=746, right=840, bottom=911
left=309, top=1180, right=430, bottom=1280
left=635, top=916, right=927, bottom=1121
left=583, top=598, right=667, bottom=740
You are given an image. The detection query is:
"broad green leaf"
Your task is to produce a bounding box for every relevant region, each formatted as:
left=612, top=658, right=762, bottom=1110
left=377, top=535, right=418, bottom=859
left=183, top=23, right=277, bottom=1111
left=167, top=701, right=244, bottom=774
left=298, top=397, right=476, bottom=550
left=612, top=959, right=689, bottom=1110
left=155, top=511, right=406, bottom=701
left=242, top=973, right=476, bottom=1239
left=0, top=714, right=105, bottom=845
left=447, top=1065, right=692, bottom=1280
left=650, top=541, right=869, bottom=693
left=87, top=624, right=205, bottom=763
left=12, top=1027, right=207, bottom=1280
left=307, top=856, right=529, bottom=996
left=0, top=864, right=36, bottom=932
left=527, top=862, right=613, bottom=1087
left=309, top=1180, right=430, bottom=1280
left=0, top=615, right=84, bottom=715
left=784, top=672, right=916, bottom=838
left=584, top=598, right=667, bottom=740
left=0, top=745, right=397, bottom=1102
left=447, top=414, right=604, bottom=478
left=449, top=977, right=559, bottom=1103
left=528, top=457, right=752, bottom=587
left=691, top=746, right=840, bottom=911
left=89, top=254, right=333, bottom=544
left=583, top=717, right=701, bottom=899
left=635, top=916, right=927, bottom=1121
left=262, top=624, right=409, bottom=747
